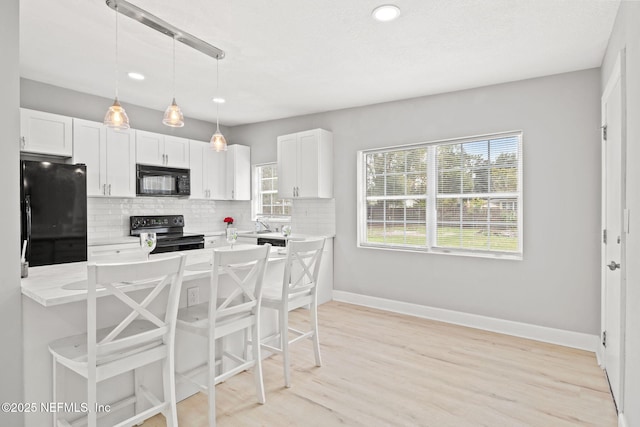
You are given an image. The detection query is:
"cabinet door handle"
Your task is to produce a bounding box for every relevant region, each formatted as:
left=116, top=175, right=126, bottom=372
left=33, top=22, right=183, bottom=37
left=231, top=190, right=234, bottom=200
left=20, top=136, right=26, bottom=148
left=103, top=184, right=106, bottom=195
left=108, top=184, right=112, bottom=195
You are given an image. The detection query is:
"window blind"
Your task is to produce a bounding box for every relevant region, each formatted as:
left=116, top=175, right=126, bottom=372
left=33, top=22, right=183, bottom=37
left=360, top=131, right=522, bottom=257
left=255, top=164, right=291, bottom=216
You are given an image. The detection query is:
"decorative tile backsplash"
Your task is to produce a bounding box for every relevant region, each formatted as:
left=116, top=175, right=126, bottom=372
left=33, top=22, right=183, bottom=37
left=290, top=199, right=336, bottom=236
left=87, top=197, right=252, bottom=239
left=87, top=197, right=336, bottom=240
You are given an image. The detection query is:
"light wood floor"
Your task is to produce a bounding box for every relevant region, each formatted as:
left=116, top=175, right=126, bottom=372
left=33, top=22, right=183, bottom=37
left=144, top=301, right=617, bottom=426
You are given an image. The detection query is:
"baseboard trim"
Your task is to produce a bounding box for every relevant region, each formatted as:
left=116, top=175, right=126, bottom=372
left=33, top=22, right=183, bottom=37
left=619, top=413, right=628, bottom=427
left=332, top=291, right=599, bottom=352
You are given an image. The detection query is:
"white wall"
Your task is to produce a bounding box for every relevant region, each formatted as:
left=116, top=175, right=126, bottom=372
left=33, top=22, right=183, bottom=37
left=0, top=0, right=24, bottom=425
left=229, top=69, right=602, bottom=335
left=601, top=1, right=640, bottom=424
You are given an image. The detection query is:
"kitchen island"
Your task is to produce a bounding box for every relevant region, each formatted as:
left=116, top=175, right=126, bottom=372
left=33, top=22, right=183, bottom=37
left=20, top=242, right=332, bottom=427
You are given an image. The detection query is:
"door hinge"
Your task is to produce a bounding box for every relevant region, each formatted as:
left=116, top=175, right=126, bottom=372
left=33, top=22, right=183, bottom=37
left=602, top=330, right=607, bottom=348
left=603, top=229, right=607, bottom=244
left=602, top=125, right=608, bottom=141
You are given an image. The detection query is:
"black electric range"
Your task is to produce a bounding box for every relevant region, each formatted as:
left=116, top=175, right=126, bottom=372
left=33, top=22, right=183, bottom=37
left=130, top=215, right=204, bottom=254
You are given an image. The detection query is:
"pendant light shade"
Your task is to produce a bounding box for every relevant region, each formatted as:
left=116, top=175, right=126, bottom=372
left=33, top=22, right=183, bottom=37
left=163, top=98, right=184, bottom=127
left=210, top=58, right=227, bottom=152
left=210, top=129, right=227, bottom=152
left=104, top=4, right=130, bottom=130
left=104, top=97, right=130, bottom=130
left=163, top=36, right=184, bottom=127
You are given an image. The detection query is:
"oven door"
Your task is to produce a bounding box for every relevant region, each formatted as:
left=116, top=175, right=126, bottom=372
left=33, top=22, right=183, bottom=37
left=152, top=236, right=204, bottom=253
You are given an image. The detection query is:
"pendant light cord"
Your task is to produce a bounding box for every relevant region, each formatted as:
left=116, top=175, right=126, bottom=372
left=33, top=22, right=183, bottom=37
left=115, top=5, right=119, bottom=99
left=216, top=58, right=220, bottom=131
left=172, top=35, right=176, bottom=99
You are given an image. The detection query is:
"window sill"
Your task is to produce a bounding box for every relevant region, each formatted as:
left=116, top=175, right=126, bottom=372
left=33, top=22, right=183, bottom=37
left=357, top=243, right=523, bottom=261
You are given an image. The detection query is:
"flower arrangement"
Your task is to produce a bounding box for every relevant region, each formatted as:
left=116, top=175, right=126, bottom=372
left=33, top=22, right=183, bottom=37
left=223, top=217, right=234, bottom=227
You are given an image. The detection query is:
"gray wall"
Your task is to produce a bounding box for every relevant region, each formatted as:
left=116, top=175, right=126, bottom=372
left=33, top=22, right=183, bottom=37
left=0, top=0, right=24, bottom=425
left=21, top=78, right=227, bottom=142
left=601, top=1, right=640, bottom=423
left=229, top=69, right=602, bottom=335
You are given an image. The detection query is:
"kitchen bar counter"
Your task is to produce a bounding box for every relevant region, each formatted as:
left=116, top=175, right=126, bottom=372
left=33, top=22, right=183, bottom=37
left=21, top=246, right=287, bottom=307
left=21, top=239, right=333, bottom=427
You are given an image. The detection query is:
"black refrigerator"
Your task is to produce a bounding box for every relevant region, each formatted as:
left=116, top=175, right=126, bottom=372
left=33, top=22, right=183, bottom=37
left=21, top=160, right=88, bottom=267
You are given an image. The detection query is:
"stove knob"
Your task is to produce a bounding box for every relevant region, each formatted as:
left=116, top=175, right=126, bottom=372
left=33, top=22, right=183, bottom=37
left=132, top=219, right=141, bottom=229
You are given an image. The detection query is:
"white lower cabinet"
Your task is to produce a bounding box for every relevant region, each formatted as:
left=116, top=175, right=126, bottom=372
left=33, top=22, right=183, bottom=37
left=87, top=242, right=142, bottom=261
left=20, top=108, right=73, bottom=157
left=73, top=118, right=136, bottom=197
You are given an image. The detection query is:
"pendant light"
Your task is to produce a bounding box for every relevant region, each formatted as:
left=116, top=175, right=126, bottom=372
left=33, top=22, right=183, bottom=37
left=104, top=4, right=130, bottom=130
left=162, top=35, right=184, bottom=127
left=210, top=58, right=227, bottom=152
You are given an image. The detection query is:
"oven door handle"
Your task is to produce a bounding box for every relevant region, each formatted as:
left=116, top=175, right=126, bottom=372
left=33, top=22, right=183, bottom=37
left=156, top=237, right=205, bottom=247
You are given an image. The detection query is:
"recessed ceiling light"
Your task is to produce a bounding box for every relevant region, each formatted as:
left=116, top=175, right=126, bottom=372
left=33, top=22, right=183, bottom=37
left=372, top=4, right=401, bottom=22
left=212, top=97, right=226, bottom=104
left=127, top=72, right=145, bottom=81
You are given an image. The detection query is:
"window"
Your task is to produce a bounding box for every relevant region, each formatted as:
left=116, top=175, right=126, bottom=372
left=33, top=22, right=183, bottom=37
left=253, top=163, right=291, bottom=218
left=358, top=131, right=522, bottom=258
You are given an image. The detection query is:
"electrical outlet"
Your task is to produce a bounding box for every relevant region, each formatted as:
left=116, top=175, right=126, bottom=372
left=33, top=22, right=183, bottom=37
left=187, top=287, right=200, bottom=307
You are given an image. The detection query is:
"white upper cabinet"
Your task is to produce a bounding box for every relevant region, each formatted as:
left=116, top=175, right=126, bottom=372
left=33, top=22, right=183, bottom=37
left=20, top=108, right=73, bottom=157
left=73, top=118, right=136, bottom=197
left=136, top=130, right=189, bottom=169
left=225, top=145, right=251, bottom=200
left=188, top=142, right=250, bottom=201
left=277, top=129, right=333, bottom=198
left=188, top=141, right=206, bottom=199
left=188, top=140, right=225, bottom=200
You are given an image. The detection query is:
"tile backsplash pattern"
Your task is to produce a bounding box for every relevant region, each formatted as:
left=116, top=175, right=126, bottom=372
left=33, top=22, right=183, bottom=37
left=87, top=197, right=252, bottom=240
left=290, top=199, right=336, bottom=236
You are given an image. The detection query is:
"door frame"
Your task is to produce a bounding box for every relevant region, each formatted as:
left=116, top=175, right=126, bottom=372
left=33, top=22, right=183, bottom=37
left=600, top=49, right=627, bottom=412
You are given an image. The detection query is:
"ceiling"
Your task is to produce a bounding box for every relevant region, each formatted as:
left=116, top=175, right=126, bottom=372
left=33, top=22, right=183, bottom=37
left=20, top=0, right=620, bottom=127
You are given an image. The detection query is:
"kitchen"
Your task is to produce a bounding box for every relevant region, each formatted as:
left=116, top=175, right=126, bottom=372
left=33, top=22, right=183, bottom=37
left=3, top=1, right=640, bottom=427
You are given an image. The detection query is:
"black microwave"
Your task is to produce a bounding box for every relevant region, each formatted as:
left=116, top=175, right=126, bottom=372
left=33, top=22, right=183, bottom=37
left=136, top=164, right=190, bottom=196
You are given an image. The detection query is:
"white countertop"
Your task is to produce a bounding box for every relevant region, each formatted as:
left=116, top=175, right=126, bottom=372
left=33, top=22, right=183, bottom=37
left=87, top=236, right=140, bottom=246
left=21, top=246, right=287, bottom=307
left=237, top=231, right=334, bottom=240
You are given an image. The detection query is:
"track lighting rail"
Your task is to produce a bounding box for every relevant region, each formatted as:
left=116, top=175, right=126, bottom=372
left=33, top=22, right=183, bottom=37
left=105, top=0, right=225, bottom=60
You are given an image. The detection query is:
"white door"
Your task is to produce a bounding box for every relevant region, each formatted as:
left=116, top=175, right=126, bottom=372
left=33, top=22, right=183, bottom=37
left=208, top=150, right=227, bottom=200
left=73, top=119, right=107, bottom=196
left=135, top=130, right=164, bottom=166
left=297, top=130, right=320, bottom=198
left=188, top=141, right=206, bottom=199
left=277, top=134, right=298, bottom=198
left=20, top=109, right=73, bottom=157
left=602, top=61, right=624, bottom=410
left=226, top=145, right=251, bottom=200
left=105, top=128, right=136, bottom=197
left=164, top=136, right=190, bottom=168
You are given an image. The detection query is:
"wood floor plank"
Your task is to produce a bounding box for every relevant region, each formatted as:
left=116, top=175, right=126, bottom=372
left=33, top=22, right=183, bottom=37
left=142, top=301, right=617, bottom=426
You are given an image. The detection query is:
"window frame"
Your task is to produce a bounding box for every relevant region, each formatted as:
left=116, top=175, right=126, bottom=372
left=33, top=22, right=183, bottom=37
left=252, top=162, right=292, bottom=220
left=357, top=131, right=523, bottom=260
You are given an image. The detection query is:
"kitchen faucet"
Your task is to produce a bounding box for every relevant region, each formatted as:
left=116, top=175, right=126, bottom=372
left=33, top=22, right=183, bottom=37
left=256, top=218, right=272, bottom=232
